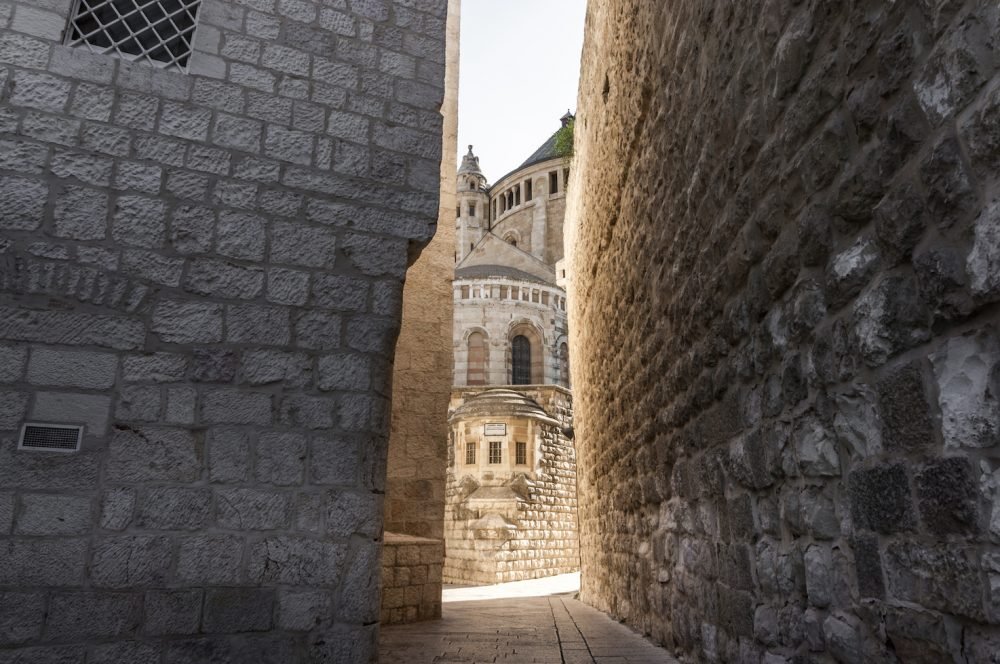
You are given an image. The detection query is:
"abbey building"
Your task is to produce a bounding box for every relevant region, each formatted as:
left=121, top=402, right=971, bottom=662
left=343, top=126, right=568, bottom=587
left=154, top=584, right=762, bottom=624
left=443, top=116, right=581, bottom=585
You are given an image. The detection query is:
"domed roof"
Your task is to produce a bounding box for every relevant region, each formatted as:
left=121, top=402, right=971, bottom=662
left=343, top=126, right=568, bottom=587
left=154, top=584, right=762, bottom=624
left=492, top=112, right=574, bottom=185
left=450, top=388, right=557, bottom=423
left=458, top=145, right=483, bottom=176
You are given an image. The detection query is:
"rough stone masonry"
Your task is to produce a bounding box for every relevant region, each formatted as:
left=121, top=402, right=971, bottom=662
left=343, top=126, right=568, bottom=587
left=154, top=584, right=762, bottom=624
left=568, top=0, right=1000, bottom=662
left=0, top=0, right=447, bottom=661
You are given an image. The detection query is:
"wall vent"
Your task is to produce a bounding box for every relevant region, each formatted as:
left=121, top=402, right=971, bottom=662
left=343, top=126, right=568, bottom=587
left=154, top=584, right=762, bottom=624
left=18, top=423, right=84, bottom=453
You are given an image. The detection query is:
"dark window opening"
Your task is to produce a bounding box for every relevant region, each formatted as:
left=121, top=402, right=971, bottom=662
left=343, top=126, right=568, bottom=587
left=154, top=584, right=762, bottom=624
left=466, top=442, right=476, bottom=464
left=549, top=171, right=559, bottom=195
left=489, top=440, right=502, bottom=464
left=516, top=441, right=526, bottom=465
left=512, top=335, right=531, bottom=385
left=468, top=203, right=476, bottom=217
left=525, top=179, right=533, bottom=200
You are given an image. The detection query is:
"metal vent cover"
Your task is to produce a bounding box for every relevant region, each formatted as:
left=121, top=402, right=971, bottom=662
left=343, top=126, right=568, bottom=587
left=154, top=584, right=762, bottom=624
left=67, top=0, right=203, bottom=72
left=18, top=423, right=84, bottom=453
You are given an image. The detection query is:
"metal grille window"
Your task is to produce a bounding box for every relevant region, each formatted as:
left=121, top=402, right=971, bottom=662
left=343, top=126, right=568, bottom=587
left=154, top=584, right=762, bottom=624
left=488, top=440, right=502, bottom=464
left=465, top=442, right=476, bottom=465
left=516, top=442, right=526, bottom=465
left=67, top=0, right=202, bottom=71
left=512, top=335, right=531, bottom=385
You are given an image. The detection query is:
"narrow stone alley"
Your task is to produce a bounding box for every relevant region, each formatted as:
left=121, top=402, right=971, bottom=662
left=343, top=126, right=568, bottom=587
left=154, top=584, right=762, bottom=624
left=380, top=576, right=678, bottom=664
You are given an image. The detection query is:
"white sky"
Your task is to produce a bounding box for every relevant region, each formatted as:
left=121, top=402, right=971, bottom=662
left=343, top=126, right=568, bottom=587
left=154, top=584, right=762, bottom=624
left=457, top=0, right=588, bottom=183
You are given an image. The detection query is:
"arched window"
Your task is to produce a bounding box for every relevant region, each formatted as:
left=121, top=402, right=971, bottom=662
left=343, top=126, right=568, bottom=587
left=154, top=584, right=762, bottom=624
left=467, top=332, right=487, bottom=385
left=504, top=233, right=517, bottom=247
left=559, top=343, right=570, bottom=387
left=512, top=335, right=531, bottom=385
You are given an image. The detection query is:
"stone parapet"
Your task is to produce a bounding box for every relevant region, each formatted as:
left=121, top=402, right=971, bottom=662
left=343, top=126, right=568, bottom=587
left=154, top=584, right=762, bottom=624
left=380, top=532, right=444, bottom=625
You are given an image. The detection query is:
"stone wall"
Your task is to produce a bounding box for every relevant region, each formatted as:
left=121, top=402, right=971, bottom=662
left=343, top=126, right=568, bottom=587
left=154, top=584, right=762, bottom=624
left=568, top=1, right=1000, bottom=662
left=383, top=0, right=458, bottom=542
left=0, top=0, right=446, bottom=661
left=380, top=533, right=444, bottom=625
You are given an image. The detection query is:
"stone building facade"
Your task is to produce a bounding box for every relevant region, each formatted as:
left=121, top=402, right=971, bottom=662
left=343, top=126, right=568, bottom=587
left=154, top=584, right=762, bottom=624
left=0, top=0, right=448, bottom=661
left=567, top=1, right=1000, bottom=662
left=445, top=134, right=580, bottom=585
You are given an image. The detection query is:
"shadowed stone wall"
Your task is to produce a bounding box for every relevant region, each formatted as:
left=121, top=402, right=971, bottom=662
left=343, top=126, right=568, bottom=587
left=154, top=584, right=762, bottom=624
left=0, top=0, right=446, bottom=661
left=568, top=1, right=1000, bottom=661
left=383, top=0, right=458, bottom=543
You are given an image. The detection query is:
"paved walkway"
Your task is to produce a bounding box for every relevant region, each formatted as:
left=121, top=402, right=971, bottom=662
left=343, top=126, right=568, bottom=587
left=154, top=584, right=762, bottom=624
left=380, top=574, right=679, bottom=663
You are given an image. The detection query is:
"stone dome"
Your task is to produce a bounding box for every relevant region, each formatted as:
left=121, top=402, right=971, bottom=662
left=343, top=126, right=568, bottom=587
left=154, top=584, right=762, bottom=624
left=449, top=388, right=556, bottom=423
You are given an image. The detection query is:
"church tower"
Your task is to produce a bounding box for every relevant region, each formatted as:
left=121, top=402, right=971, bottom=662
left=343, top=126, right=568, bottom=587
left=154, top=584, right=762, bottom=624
left=456, top=146, right=489, bottom=263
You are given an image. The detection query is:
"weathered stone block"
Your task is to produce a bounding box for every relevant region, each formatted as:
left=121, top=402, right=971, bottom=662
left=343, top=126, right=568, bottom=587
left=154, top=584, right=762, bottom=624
left=255, top=432, right=307, bottom=485
left=53, top=186, right=109, bottom=240
left=15, top=493, right=92, bottom=536
left=247, top=536, right=347, bottom=586
left=318, top=353, right=371, bottom=392
left=217, top=488, right=291, bottom=530
left=152, top=301, right=224, bottom=344
left=145, top=590, right=202, bottom=636
left=91, top=536, right=173, bottom=588
left=136, top=487, right=212, bottom=530
left=46, top=592, right=142, bottom=641
left=111, top=195, right=167, bottom=248
left=106, top=427, right=202, bottom=483
left=185, top=259, right=265, bottom=299
left=876, top=361, right=935, bottom=452
left=217, top=211, right=267, bottom=261
left=850, top=532, right=884, bottom=600
left=115, top=385, right=162, bottom=422
left=226, top=304, right=291, bottom=345
left=209, top=428, right=250, bottom=483
left=277, top=589, right=332, bottom=631
left=277, top=395, right=337, bottom=429
left=310, top=437, right=359, bottom=485
left=242, top=350, right=312, bottom=388
left=0, top=539, right=87, bottom=587
left=293, top=310, right=342, bottom=350
left=176, top=535, right=244, bottom=584
left=202, top=588, right=275, bottom=633
left=326, top=490, right=379, bottom=538
left=0, top=591, right=45, bottom=645
left=192, top=349, right=239, bottom=383
left=89, top=641, right=160, bottom=664
left=884, top=541, right=986, bottom=621
left=915, top=456, right=979, bottom=535
left=930, top=331, right=1000, bottom=449
left=270, top=221, right=338, bottom=268
left=202, top=389, right=273, bottom=425
left=849, top=464, right=915, bottom=534
left=99, top=487, right=136, bottom=531
left=312, top=275, right=369, bottom=311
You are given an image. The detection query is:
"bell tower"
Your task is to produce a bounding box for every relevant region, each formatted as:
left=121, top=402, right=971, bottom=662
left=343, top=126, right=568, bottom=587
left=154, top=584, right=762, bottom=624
left=456, top=145, right=489, bottom=262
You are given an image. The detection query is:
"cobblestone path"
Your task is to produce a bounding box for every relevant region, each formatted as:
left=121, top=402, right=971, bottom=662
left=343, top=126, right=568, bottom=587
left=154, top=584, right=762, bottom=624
left=379, top=596, right=679, bottom=663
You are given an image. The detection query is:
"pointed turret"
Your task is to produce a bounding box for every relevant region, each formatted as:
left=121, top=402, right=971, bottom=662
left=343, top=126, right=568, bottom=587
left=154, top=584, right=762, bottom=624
left=456, top=146, right=489, bottom=263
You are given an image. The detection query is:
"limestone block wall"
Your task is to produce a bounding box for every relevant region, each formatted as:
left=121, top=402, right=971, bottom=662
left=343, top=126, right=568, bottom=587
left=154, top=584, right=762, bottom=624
left=569, top=1, right=1000, bottom=662
left=0, top=0, right=446, bottom=661
left=380, top=533, right=443, bottom=625
left=384, top=0, right=458, bottom=542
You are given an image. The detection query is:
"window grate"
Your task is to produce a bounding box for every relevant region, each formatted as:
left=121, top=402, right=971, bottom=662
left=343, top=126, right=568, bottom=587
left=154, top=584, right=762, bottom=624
left=516, top=442, right=526, bottom=465
left=67, top=0, right=202, bottom=72
left=18, top=423, right=83, bottom=453
left=465, top=442, right=476, bottom=465
left=488, top=440, right=502, bottom=464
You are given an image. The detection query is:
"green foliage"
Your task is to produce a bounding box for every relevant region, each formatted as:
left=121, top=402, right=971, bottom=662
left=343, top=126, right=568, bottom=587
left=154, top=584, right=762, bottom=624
left=554, top=118, right=575, bottom=157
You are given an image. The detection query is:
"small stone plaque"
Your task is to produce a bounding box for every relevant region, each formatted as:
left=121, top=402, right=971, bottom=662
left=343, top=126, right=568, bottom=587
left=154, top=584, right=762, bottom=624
left=484, top=423, right=506, bottom=436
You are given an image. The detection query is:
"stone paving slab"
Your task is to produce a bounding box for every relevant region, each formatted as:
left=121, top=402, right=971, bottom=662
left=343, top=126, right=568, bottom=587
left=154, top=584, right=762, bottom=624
left=379, top=596, right=679, bottom=663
